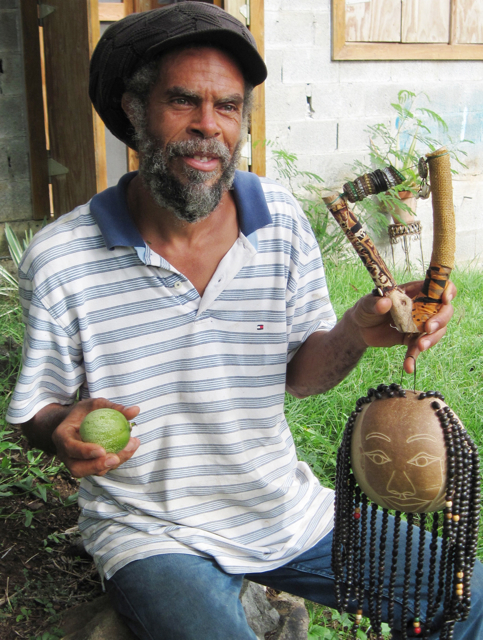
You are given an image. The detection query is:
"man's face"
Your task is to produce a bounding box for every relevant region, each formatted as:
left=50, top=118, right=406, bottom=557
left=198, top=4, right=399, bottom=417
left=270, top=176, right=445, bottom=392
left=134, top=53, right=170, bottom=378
left=131, top=47, right=246, bottom=223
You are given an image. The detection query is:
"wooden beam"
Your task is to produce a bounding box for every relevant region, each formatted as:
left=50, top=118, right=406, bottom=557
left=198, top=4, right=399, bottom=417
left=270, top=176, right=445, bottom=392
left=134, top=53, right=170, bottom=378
left=332, top=0, right=347, bottom=60
left=99, top=2, right=126, bottom=21
left=333, top=40, right=483, bottom=60
left=124, top=0, right=134, bottom=13
left=250, top=0, right=265, bottom=177
left=20, top=0, right=50, bottom=220
left=42, top=0, right=99, bottom=216
left=127, top=148, right=139, bottom=172
left=89, top=0, right=108, bottom=193
left=132, top=0, right=166, bottom=11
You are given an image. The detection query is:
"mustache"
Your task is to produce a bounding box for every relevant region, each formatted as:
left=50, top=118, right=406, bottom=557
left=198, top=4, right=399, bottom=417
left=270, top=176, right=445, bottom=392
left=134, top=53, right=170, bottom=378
left=166, top=139, right=231, bottom=164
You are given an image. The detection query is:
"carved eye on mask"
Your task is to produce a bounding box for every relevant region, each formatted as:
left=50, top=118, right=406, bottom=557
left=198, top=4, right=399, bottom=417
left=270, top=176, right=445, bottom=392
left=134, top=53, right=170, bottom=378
left=407, top=452, right=440, bottom=468
left=364, top=450, right=391, bottom=466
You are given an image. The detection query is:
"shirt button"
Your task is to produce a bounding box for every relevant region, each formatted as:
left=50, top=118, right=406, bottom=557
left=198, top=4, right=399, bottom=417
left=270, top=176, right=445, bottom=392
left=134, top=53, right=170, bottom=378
left=174, top=281, right=182, bottom=290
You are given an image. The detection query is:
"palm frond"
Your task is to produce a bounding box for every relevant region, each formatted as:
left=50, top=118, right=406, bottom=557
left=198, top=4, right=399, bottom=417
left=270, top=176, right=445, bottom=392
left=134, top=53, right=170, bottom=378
left=0, top=264, right=18, bottom=289
left=4, top=224, right=24, bottom=268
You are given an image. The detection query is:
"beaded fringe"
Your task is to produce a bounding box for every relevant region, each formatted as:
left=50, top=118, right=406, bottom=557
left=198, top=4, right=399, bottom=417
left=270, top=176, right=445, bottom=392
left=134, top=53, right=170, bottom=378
left=332, top=384, right=481, bottom=639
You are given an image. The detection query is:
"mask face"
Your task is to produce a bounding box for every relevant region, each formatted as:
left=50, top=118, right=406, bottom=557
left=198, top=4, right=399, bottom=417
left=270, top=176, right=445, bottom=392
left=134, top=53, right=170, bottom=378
left=351, top=393, right=447, bottom=513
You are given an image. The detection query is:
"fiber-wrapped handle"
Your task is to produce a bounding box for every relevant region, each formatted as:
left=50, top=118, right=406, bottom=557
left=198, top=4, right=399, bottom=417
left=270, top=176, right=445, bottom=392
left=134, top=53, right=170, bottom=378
left=411, top=148, right=455, bottom=331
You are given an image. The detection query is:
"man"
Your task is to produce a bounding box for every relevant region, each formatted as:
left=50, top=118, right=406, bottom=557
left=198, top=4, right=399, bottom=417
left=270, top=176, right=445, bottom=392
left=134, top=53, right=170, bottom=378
left=7, top=3, right=481, bottom=639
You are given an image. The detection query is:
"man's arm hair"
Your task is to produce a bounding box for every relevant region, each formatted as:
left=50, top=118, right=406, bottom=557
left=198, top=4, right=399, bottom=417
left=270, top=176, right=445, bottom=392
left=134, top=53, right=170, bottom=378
left=286, top=310, right=366, bottom=399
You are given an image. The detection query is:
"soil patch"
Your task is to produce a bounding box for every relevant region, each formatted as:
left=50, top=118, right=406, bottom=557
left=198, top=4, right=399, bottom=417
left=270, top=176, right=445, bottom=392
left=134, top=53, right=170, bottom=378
left=0, top=424, right=103, bottom=640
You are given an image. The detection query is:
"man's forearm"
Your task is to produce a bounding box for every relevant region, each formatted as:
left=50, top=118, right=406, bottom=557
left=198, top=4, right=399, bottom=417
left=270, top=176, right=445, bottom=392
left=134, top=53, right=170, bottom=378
left=21, top=403, right=75, bottom=454
left=286, top=310, right=367, bottom=398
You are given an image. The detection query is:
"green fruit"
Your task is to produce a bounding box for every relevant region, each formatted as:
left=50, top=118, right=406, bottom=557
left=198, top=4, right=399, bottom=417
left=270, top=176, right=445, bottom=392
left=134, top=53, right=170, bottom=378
left=79, top=408, right=132, bottom=453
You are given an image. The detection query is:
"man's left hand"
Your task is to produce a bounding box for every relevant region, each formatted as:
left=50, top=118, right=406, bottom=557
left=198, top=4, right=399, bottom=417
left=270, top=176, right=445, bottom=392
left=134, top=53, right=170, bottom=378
left=349, top=280, right=456, bottom=373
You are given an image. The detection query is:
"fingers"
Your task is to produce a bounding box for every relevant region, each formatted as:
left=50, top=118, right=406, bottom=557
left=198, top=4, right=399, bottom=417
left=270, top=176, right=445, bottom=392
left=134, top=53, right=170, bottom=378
left=52, top=398, right=141, bottom=478
left=425, top=302, right=454, bottom=336
left=442, top=279, right=457, bottom=304
left=400, top=279, right=457, bottom=304
left=372, top=294, right=393, bottom=318
left=351, top=279, right=457, bottom=372
left=94, top=437, right=141, bottom=477
left=402, top=324, right=448, bottom=373
left=62, top=436, right=142, bottom=478
left=399, top=280, right=423, bottom=299
left=351, top=293, right=392, bottom=329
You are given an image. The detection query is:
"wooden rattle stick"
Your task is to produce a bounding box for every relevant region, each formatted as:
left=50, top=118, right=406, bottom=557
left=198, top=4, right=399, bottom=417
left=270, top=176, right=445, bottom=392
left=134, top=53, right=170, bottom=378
left=411, top=148, right=455, bottom=332
left=322, top=192, right=419, bottom=334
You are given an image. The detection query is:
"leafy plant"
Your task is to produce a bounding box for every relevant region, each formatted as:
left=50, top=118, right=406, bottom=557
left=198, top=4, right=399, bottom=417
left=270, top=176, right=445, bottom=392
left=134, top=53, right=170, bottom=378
left=0, top=224, right=39, bottom=330
left=5, top=223, right=36, bottom=268
left=0, top=224, right=30, bottom=290
left=348, top=90, right=472, bottom=229
left=0, top=442, right=67, bottom=516
left=306, top=602, right=392, bottom=639
left=0, top=222, right=44, bottom=294
left=0, top=221, right=80, bottom=525
left=269, top=148, right=349, bottom=262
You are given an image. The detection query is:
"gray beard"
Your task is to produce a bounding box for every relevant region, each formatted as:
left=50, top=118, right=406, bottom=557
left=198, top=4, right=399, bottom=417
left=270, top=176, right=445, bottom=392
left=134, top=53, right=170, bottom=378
left=137, top=133, right=242, bottom=224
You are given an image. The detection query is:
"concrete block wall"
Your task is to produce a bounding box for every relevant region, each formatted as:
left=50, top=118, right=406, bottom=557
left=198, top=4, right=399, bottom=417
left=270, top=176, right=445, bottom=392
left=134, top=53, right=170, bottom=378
left=0, top=0, right=41, bottom=260
left=264, top=0, right=483, bottom=268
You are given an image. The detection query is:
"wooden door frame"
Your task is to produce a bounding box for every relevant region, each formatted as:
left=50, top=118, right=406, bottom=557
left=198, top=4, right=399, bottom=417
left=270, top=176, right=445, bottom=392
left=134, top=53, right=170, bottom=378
left=20, top=0, right=50, bottom=219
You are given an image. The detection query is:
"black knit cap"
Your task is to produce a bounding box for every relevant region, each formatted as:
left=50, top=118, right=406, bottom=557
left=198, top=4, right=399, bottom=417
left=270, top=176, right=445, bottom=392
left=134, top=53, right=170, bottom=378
left=89, top=1, right=267, bottom=149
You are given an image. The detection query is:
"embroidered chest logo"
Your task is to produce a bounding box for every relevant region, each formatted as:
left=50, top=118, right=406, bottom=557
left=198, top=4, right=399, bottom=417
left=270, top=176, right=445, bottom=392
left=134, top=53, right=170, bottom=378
left=257, top=324, right=264, bottom=330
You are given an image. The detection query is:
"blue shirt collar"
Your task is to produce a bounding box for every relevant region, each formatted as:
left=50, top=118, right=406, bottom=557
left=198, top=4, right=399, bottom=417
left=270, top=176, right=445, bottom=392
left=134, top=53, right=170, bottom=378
left=89, top=170, right=272, bottom=250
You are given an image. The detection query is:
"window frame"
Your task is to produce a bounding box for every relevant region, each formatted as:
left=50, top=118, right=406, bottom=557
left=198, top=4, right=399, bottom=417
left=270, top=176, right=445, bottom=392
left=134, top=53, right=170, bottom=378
left=332, top=0, right=483, bottom=61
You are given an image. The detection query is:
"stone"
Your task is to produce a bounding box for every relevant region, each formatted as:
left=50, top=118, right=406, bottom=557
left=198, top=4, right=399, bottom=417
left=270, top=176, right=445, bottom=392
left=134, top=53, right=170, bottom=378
left=59, top=595, right=136, bottom=640
left=266, top=589, right=310, bottom=640
left=240, top=580, right=280, bottom=639
left=56, top=581, right=309, bottom=640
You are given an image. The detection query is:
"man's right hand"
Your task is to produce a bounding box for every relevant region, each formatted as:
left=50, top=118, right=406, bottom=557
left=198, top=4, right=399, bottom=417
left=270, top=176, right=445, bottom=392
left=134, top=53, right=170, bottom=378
left=52, top=398, right=140, bottom=478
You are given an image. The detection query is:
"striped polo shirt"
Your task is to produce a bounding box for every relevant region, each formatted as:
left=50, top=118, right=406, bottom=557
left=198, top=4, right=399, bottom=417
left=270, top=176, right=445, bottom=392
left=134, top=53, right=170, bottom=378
left=7, top=170, right=337, bottom=580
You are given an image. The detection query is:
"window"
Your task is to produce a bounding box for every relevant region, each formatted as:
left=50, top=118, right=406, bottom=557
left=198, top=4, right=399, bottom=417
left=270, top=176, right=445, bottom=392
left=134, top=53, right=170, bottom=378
left=333, top=0, right=483, bottom=60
